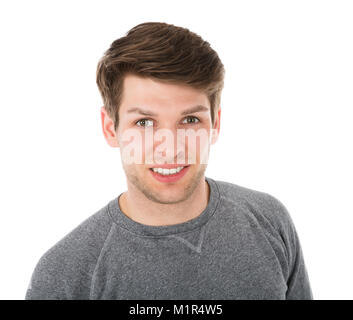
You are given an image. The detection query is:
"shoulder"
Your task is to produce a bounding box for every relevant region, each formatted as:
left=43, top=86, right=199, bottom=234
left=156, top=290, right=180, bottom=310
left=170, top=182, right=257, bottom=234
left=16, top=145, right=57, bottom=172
left=213, top=178, right=312, bottom=299
left=26, top=199, right=116, bottom=299
left=38, top=199, right=114, bottom=266
left=213, top=178, right=300, bottom=278
left=213, top=178, right=295, bottom=236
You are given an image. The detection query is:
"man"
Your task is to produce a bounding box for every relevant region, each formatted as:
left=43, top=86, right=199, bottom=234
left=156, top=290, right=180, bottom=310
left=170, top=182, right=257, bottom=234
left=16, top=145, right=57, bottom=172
left=25, top=22, right=313, bottom=300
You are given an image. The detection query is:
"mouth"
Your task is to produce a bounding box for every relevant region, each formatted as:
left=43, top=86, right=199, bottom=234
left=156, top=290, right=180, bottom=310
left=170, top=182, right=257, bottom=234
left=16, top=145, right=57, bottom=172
left=149, top=165, right=190, bottom=183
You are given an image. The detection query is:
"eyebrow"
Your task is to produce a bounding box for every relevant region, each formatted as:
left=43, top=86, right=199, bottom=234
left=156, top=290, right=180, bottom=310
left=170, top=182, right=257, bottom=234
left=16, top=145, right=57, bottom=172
left=126, top=105, right=209, bottom=116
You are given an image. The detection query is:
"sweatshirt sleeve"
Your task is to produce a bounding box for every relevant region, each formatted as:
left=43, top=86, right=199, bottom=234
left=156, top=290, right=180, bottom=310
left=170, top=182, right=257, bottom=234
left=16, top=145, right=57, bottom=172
left=265, top=194, right=314, bottom=300
left=25, top=249, right=69, bottom=300
left=25, top=208, right=113, bottom=300
left=284, top=219, right=313, bottom=300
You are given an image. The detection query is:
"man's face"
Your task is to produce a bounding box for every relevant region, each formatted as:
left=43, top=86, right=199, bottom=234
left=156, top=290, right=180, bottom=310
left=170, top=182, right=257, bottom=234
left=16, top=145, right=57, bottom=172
left=102, top=73, right=220, bottom=204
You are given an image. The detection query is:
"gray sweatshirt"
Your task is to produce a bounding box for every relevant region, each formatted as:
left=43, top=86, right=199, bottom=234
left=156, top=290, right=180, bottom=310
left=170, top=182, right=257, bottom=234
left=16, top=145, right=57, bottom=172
left=25, top=176, right=313, bottom=300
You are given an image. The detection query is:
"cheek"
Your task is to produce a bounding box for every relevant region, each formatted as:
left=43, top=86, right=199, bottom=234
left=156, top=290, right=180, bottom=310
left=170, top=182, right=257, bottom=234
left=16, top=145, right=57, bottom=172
left=182, top=128, right=211, bottom=164
left=118, top=128, right=145, bottom=165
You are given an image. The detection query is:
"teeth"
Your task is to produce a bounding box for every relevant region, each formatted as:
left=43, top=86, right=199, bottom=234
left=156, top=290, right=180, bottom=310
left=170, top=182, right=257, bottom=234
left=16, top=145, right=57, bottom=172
left=152, top=166, right=185, bottom=175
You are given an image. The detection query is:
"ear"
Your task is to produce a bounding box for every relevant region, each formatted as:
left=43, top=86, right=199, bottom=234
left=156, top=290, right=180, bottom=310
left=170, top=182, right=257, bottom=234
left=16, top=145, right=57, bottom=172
left=210, top=107, right=221, bottom=145
left=101, top=106, right=119, bottom=148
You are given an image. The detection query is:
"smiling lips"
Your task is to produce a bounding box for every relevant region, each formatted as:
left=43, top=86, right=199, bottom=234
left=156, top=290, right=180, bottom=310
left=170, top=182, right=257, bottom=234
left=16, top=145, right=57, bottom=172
left=150, top=166, right=186, bottom=175
left=149, top=165, right=190, bottom=182
left=149, top=164, right=189, bottom=169
left=149, top=164, right=189, bottom=175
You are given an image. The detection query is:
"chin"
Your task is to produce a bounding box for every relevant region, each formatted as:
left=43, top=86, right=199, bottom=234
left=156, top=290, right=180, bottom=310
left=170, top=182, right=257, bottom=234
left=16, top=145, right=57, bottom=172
left=149, top=192, right=187, bottom=205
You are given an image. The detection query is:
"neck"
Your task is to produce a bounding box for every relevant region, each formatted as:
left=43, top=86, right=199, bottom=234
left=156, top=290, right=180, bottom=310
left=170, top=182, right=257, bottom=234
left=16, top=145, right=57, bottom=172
left=119, top=177, right=210, bottom=226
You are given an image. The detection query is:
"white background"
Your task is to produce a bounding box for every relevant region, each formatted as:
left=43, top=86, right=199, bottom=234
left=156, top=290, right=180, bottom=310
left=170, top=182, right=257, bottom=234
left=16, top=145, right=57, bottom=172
left=0, top=0, right=352, bottom=300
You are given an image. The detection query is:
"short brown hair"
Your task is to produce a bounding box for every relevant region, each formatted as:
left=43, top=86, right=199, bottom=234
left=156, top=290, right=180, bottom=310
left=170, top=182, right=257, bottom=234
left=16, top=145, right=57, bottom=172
left=96, top=22, right=225, bottom=131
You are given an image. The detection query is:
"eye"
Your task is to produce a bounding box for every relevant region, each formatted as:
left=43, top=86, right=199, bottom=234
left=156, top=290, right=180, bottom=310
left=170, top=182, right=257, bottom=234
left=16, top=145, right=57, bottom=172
left=181, top=116, right=200, bottom=124
left=135, top=119, right=154, bottom=127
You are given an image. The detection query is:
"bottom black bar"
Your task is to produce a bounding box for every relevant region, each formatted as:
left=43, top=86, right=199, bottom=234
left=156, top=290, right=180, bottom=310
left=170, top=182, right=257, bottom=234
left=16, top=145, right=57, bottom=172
left=1, top=300, right=349, bottom=318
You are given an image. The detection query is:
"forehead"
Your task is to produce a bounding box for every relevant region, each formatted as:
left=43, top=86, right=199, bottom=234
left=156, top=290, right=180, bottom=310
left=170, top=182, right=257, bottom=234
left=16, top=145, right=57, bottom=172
left=120, top=74, right=209, bottom=112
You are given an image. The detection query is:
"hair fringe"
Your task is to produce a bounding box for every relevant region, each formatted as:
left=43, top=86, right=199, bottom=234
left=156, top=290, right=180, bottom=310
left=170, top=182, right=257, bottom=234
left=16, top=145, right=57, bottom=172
left=96, top=22, right=225, bottom=131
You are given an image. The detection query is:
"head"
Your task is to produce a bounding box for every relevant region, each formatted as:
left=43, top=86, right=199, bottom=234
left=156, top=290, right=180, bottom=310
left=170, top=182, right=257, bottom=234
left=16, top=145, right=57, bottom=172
left=97, top=22, right=225, bottom=204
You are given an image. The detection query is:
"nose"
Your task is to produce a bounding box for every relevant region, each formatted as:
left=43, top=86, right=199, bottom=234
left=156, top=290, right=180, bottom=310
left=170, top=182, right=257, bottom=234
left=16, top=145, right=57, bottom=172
left=153, top=127, right=185, bottom=164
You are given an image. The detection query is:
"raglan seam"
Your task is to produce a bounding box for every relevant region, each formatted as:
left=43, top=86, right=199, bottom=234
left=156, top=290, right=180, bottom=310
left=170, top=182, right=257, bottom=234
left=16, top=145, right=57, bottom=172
left=220, top=192, right=290, bottom=263
left=220, top=192, right=291, bottom=284
left=88, top=212, right=114, bottom=300
left=219, top=191, right=284, bottom=235
left=261, top=192, right=292, bottom=264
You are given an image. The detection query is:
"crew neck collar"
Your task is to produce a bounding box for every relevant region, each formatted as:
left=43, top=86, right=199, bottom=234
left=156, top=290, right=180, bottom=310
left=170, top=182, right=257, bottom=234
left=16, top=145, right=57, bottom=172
left=107, top=176, right=220, bottom=237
